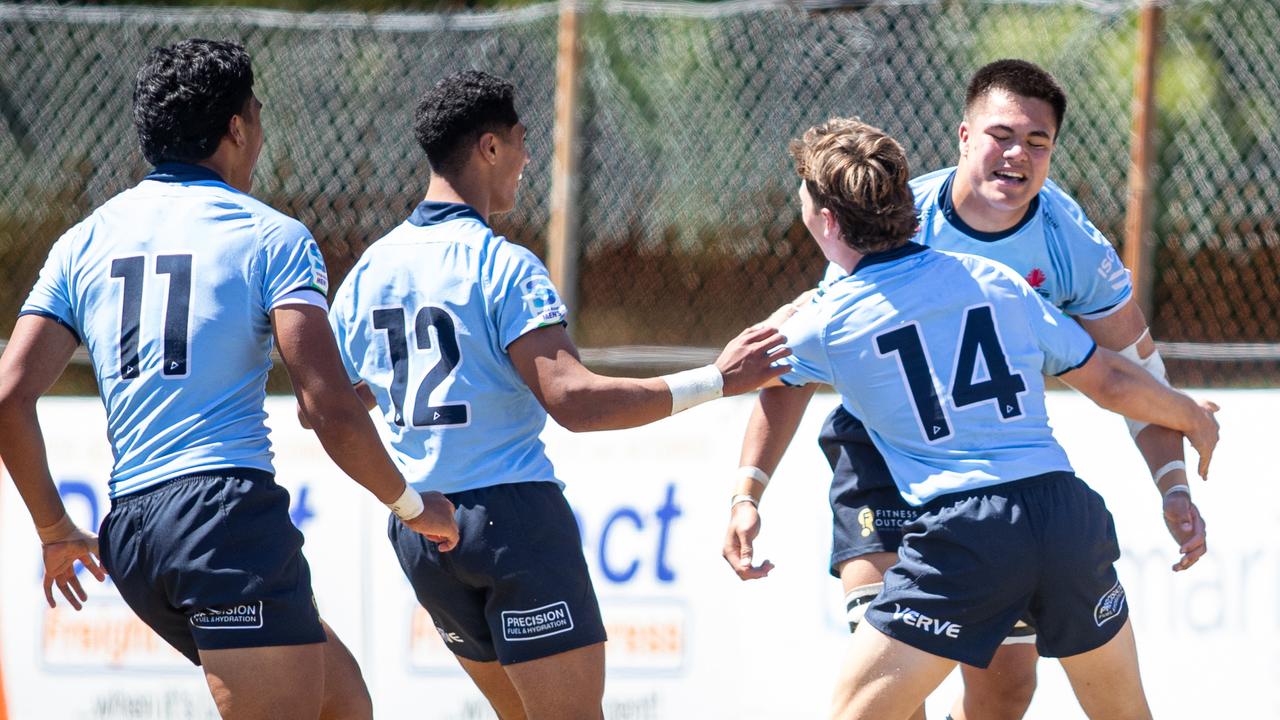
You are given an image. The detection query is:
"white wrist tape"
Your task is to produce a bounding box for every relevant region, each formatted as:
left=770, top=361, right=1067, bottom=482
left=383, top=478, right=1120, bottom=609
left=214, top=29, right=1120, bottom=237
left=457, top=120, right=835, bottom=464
left=662, top=365, right=724, bottom=415
left=1117, top=330, right=1170, bottom=438
left=387, top=484, right=425, bottom=521
left=1153, top=460, right=1186, bottom=485
left=1163, top=483, right=1190, bottom=498
left=730, top=493, right=758, bottom=509
left=738, top=465, right=771, bottom=488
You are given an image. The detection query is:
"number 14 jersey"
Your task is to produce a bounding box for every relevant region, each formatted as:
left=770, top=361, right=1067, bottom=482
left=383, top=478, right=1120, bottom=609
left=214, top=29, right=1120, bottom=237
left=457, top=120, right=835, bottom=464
left=779, top=243, right=1097, bottom=506
left=20, top=164, right=329, bottom=498
left=328, top=202, right=568, bottom=495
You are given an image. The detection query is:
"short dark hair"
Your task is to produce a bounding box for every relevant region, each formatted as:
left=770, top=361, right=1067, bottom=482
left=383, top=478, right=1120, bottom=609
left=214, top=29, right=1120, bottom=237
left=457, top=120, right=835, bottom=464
left=965, top=59, right=1067, bottom=135
left=133, top=39, right=255, bottom=166
left=414, top=70, right=519, bottom=176
left=789, top=118, right=918, bottom=255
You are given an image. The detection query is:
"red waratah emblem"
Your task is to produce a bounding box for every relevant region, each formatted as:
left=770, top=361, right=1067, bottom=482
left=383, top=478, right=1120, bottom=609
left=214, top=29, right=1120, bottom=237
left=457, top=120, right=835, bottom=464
left=1026, top=268, right=1046, bottom=288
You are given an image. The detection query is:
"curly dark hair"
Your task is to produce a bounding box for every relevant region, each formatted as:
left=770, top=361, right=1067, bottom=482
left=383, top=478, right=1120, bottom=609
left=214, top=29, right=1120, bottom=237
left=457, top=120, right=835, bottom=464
left=414, top=70, right=519, bottom=176
left=790, top=118, right=918, bottom=255
left=133, top=39, right=254, bottom=166
left=965, top=59, right=1067, bottom=135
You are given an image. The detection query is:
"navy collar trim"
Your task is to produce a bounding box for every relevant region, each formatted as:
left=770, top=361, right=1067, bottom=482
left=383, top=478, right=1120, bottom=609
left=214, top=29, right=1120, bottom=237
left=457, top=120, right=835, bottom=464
left=851, top=242, right=928, bottom=275
left=407, top=201, right=488, bottom=228
left=939, top=170, right=1039, bottom=242
left=145, top=162, right=227, bottom=185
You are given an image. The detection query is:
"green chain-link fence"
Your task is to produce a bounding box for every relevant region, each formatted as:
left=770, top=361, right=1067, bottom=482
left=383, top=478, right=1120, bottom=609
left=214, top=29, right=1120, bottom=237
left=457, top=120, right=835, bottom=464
left=1, top=0, right=1277, bottom=389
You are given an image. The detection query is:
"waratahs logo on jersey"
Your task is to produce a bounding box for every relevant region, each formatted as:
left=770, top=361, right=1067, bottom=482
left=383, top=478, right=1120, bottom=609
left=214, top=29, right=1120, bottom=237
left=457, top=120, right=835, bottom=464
left=305, top=240, right=329, bottom=295
left=521, top=275, right=565, bottom=324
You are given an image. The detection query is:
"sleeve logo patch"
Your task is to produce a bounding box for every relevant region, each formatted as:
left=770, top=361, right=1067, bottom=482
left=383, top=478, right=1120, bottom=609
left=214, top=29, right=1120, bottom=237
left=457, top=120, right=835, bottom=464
left=520, top=275, right=565, bottom=321
left=1093, top=580, right=1126, bottom=627
left=305, top=240, right=329, bottom=294
left=501, top=601, right=574, bottom=641
left=190, top=601, right=264, bottom=630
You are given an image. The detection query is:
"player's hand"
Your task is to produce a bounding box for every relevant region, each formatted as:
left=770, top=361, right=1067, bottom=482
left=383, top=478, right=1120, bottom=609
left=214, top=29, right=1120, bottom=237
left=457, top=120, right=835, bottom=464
left=755, top=289, right=817, bottom=330
left=1163, top=492, right=1207, bottom=572
left=403, top=491, right=460, bottom=552
left=41, top=530, right=107, bottom=611
left=715, top=326, right=792, bottom=396
left=722, top=501, right=774, bottom=581
left=1185, top=400, right=1220, bottom=480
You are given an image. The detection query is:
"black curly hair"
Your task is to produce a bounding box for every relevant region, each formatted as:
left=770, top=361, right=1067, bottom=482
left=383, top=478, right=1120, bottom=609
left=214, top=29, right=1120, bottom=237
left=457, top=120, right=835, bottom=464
left=414, top=70, right=519, bottom=176
left=133, top=39, right=254, bottom=166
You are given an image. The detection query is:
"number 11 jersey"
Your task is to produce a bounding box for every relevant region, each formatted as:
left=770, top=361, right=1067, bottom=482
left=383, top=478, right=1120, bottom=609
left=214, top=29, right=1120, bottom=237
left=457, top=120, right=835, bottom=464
left=328, top=201, right=568, bottom=495
left=20, top=164, right=330, bottom=498
left=778, top=243, right=1097, bottom=506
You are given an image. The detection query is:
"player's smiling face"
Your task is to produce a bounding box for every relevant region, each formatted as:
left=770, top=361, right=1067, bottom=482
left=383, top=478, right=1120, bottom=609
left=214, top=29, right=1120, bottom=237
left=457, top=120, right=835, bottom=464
left=957, top=89, right=1056, bottom=219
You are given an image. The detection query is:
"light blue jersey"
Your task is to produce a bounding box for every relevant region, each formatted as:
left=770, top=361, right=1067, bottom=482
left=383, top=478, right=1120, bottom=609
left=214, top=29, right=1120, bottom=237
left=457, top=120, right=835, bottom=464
left=824, top=169, right=1131, bottom=319
left=329, top=202, right=567, bottom=495
left=20, top=164, right=329, bottom=498
left=782, top=244, right=1096, bottom=506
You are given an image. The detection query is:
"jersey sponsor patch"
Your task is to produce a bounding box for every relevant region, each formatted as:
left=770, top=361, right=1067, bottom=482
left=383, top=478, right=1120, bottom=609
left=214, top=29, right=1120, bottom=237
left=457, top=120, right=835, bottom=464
left=501, top=601, right=575, bottom=642
left=520, top=275, right=566, bottom=325
left=189, top=601, right=264, bottom=630
left=1093, top=580, right=1126, bottom=627
left=305, top=240, right=330, bottom=294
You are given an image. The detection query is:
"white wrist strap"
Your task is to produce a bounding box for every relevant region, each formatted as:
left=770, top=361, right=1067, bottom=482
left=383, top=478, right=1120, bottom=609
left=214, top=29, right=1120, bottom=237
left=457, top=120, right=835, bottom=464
left=1119, top=330, right=1171, bottom=438
left=1153, top=460, right=1186, bottom=485
left=730, top=493, right=758, bottom=509
left=662, top=365, right=724, bottom=415
left=387, top=484, right=425, bottom=521
left=738, top=465, right=771, bottom=488
left=1163, top=483, right=1190, bottom=498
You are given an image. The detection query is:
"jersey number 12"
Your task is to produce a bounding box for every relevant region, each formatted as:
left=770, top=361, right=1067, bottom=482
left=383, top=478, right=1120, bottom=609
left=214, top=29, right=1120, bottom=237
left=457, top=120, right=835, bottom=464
left=372, top=305, right=471, bottom=428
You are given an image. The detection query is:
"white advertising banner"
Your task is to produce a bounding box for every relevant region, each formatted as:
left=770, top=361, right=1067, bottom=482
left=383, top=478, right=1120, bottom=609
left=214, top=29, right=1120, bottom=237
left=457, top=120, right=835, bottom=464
left=1, top=391, right=1273, bottom=719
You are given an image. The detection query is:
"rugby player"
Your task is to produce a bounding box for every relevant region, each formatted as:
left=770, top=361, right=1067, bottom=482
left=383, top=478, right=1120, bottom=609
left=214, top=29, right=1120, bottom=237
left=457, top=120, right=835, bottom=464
left=762, top=117, right=1217, bottom=720
left=325, top=70, right=787, bottom=720
left=723, top=59, right=1205, bottom=720
left=0, top=39, right=457, bottom=719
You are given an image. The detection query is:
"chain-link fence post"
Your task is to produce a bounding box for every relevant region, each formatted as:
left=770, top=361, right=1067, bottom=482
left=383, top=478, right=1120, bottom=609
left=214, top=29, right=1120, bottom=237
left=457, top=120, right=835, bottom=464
left=1123, top=0, right=1163, bottom=320
left=548, top=0, right=583, bottom=325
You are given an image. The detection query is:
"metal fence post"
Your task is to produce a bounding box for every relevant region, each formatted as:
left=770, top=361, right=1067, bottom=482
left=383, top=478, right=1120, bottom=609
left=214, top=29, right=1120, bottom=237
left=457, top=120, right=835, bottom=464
left=548, top=0, right=583, bottom=327
left=1123, top=1, right=1163, bottom=320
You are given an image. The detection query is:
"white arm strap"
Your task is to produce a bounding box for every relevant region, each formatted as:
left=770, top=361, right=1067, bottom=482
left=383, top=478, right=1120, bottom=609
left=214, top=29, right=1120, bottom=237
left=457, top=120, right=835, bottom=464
left=1117, top=329, right=1170, bottom=439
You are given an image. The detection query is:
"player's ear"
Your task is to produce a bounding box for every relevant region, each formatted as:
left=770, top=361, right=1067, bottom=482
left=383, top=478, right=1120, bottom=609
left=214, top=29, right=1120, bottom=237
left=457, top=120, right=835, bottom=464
left=820, top=207, right=840, bottom=241
left=477, top=132, right=499, bottom=166
left=957, top=121, right=969, bottom=158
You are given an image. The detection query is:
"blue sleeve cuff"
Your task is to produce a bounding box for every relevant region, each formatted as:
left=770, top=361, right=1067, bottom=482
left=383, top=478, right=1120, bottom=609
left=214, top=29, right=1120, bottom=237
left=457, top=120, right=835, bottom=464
left=18, top=309, right=81, bottom=344
left=1053, top=342, right=1097, bottom=376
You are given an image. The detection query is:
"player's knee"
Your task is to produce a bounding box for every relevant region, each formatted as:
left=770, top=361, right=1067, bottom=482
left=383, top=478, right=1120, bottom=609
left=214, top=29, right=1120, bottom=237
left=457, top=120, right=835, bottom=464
left=845, top=582, right=883, bottom=633
left=963, top=666, right=1037, bottom=718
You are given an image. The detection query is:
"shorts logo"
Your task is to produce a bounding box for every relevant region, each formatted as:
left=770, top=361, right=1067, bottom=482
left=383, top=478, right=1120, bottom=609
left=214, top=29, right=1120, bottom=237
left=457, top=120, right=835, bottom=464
left=435, top=626, right=464, bottom=644
left=1094, top=580, right=1126, bottom=627
left=858, top=508, right=875, bottom=537
left=190, top=601, right=264, bottom=630
left=501, top=601, right=574, bottom=642
left=891, top=603, right=962, bottom=639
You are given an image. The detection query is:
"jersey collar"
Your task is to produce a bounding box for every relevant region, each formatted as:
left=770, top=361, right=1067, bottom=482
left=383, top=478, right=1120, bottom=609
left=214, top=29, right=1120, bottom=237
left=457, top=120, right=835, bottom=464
left=145, top=162, right=227, bottom=185
left=408, top=201, right=488, bottom=228
left=851, top=241, right=928, bottom=275
left=938, top=169, right=1039, bottom=242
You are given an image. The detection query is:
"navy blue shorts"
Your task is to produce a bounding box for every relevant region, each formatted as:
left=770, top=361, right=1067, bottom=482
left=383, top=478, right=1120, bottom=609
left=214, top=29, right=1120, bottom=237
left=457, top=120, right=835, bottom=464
left=863, top=472, right=1128, bottom=668
left=819, top=404, right=919, bottom=576
left=97, top=469, right=326, bottom=666
left=389, top=481, right=606, bottom=666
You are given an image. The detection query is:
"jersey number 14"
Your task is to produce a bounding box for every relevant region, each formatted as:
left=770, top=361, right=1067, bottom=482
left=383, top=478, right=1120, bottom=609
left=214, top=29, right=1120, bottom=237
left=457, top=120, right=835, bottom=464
left=875, top=304, right=1027, bottom=443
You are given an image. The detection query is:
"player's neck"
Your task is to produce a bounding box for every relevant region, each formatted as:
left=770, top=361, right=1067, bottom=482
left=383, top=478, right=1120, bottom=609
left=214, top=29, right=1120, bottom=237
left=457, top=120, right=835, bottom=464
left=194, top=154, right=251, bottom=194
left=424, top=175, right=490, bottom=223
left=949, top=174, right=1027, bottom=234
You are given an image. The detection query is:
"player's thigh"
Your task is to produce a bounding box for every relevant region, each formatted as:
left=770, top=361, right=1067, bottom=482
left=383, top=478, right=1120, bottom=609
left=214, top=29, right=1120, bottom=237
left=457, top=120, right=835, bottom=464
left=955, top=642, right=1038, bottom=720
left=200, top=643, right=325, bottom=720
left=318, top=620, right=372, bottom=720
left=831, top=621, right=954, bottom=720
left=838, top=552, right=899, bottom=591
left=1058, top=619, right=1151, bottom=720
left=503, top=642, right=605, bottom=720
left=456, top=656, right=526, bottom=720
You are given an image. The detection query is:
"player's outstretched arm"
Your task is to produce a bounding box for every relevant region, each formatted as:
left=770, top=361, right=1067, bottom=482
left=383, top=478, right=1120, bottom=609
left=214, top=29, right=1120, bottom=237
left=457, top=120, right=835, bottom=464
left=722, top=383, right=817, bottom=581
left=508, top=323, right=790, bottom=433
left=0, top=315, right=107, bottom=609
left=273, top=305, right=459, bottom=550
left=1058, top=348, right=1219, bottom=481
left=1079, top=302, right=1207, bottom=571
